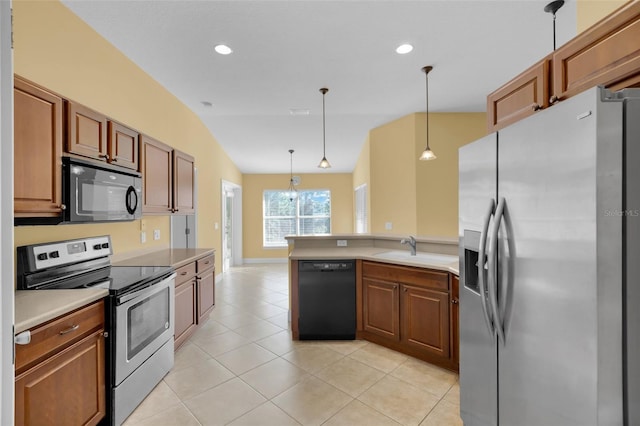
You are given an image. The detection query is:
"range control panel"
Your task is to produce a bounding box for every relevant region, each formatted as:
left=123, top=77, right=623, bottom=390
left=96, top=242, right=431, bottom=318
left=27, top=236, right=112, bottom=271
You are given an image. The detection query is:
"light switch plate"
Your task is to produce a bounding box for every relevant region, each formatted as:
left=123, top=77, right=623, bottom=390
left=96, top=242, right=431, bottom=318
left=337, top=240, right=347, bottom=247
left=140, top=232, right=146, bottom=243
left=385, top=222, right=393, bottom=230
left=153, top=229, right=161, bottom=240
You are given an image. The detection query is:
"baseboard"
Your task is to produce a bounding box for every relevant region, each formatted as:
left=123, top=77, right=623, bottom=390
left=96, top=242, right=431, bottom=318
left=243, top=258, right=288, bottom=264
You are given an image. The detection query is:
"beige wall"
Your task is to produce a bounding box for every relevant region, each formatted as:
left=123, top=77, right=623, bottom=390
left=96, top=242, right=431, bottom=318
left=352, top=135, right=371, bottom=233
left=13, top=0, right=242, bottom=273
left=365, top=112, right=486, bottom=238
left=577, top=0, right=628, bottom=32
left=416, top=113, right=486, bottom=237
left=243, top=173, right=354, bottom=260
left=369, top=114, right=418, bottom=234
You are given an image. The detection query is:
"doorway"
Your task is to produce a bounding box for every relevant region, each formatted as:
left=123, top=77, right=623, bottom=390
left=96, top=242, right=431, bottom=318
left=221, top=180, right=242, bottom=272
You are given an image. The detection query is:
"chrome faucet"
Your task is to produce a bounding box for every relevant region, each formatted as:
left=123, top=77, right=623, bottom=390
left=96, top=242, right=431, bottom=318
left=400, top=236, right=417, bottom=256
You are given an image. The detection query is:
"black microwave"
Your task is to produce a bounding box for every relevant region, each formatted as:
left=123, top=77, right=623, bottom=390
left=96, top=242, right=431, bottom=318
left=62, top=157, right=142, bottom=223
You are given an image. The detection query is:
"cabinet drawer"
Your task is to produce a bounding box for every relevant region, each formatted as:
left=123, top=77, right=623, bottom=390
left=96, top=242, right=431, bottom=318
left=552, top=1, right=640, bottom=101
left=15, top=300, right=104, bottom=374
left=487, top=56, right=550, bottom=132
left=362, top=261, right=448, bottom=291
left=197, top=254, right=215, bottom=273
left=175, top=262, right=197, bottom=285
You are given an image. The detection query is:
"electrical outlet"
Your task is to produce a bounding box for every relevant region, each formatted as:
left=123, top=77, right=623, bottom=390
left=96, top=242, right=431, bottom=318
left=140, top=232, right=146, bottom=243
left=337, top=240, right=347, bottom=247
left=153, top=229, right=161, bottom=240
left=385, top=222, right=393, bottom=230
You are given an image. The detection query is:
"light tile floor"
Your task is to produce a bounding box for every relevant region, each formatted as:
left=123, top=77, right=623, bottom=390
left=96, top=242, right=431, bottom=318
left=123, top=264, right=462, bottom=426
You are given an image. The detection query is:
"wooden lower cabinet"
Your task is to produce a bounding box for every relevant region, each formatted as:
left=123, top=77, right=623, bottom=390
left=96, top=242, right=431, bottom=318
left=451, top=275, right=460, bottom=370
left=360, top=261, right=458, bottom=372
left=363, top=278, right=400, bottom=341
left=197, top=267, right=215, bottom=322
left=174, top=277, right=198, bottom=349
left=173, top=253, right=215, bottom=350
left=15, top=300, right=106, bottom=425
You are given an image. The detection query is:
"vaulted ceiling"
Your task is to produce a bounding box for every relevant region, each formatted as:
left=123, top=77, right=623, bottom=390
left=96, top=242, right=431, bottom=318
left=62, top=0, right=577, bottom=173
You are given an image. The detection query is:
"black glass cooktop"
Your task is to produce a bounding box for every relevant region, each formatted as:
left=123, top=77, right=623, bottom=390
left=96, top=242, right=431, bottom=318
left=83, top=265, right=175, bottom=296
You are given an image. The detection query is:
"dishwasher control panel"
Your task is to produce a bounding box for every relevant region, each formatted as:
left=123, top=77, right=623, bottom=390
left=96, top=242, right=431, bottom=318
left=300, top=261, right=354, bottom=271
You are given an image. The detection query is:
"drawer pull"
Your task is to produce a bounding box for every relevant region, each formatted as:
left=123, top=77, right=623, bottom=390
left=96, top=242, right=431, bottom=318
left=204, top=261, right=210, bottom=264
left=59, top=324, right=80, bottom=335
left=180, top=271, right=188, bottom=276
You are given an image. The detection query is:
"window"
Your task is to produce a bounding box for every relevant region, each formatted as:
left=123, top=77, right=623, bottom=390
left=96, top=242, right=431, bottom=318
left=355, top=184, right=368, bottom=234
left=263, top=190, right=331, bottom=247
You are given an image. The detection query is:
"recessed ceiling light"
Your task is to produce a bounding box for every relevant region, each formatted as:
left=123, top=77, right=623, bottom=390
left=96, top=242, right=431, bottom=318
left=201, top=101, right=213, bottom=107
left=289, top=108, right=310, bottom=116
left=214, top=44, right=233, bottom=55
left=396, top=44, right=413, bottom=54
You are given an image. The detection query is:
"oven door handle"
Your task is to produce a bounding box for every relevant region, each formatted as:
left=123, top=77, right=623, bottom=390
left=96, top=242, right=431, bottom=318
left=117, top=273, right=176, bottom=305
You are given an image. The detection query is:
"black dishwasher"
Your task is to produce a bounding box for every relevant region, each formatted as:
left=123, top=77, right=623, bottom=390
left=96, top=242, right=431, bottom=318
left=298, top=260, right=356, bottom=340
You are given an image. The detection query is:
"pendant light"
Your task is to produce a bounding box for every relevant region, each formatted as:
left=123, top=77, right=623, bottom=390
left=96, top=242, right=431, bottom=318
left=544, top=0, right=565, bottom=50
left=287, top=149, right=298, bottom=201
left=317, top=88, right=331, bottom=169
left=419, top=65, right=437, bottom=161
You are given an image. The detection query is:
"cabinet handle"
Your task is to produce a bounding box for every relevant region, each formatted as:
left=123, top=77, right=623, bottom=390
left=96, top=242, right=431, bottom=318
left=451, top=299, right=459, bottom=304
left=59, top=204, right=67, bottom=210
left=403, top=288, right=407, bottom=292
left=99, top=154, right=110, bottom=161
left=180, top=271, right=188, bottom=276
left=111, top=158, right=118, bottom=162
left=59, top=324, right=80, bottom=335
left=549, top=95, right=559, bottom=104
left=204, top=260, right=210, bottom=265
left=532, top=104, right=542, bottom=111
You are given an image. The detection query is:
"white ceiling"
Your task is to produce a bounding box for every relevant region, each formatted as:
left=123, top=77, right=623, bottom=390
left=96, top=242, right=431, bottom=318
left=61, top=0, right=576, bottom=174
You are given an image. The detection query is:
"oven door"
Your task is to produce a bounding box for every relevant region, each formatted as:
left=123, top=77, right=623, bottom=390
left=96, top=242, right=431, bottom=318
left=64, top=157, right=142, bottom=222
left=114, top=273, right=175, bottom=385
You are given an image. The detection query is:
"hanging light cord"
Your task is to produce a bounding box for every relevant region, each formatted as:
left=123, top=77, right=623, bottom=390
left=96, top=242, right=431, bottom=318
left=424, top=66, right=432, bottom=151
left=322, top=90, right=327, bottom=158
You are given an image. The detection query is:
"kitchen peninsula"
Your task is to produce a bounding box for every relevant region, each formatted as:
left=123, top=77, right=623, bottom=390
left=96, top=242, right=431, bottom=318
left=287, top=234, right=460, bottom=372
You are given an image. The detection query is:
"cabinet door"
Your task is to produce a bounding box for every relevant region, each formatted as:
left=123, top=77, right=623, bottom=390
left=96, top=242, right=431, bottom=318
left=173, top=149, right=195, bottom=214
left=197, top=268, right=215, bottom=322
left=108, top=121, right=139, bottom=170
left=15, top=331, right=106, bottom=426
left=401, top=284, right=450, bottom=358
left=551, top=1, right=640, bottom=102
left=451, top=275, right=459, bottom=369
left=486, top=57, right=550, bottom=132
left=13, top=77, right=63, bottom=217
left=363, top=278, right=400, bottom=341
left=141, top=135, right=173, bottom=213
left=174, top=279, right=198, bottom=350
left=66, top=101, right=108, bottom=161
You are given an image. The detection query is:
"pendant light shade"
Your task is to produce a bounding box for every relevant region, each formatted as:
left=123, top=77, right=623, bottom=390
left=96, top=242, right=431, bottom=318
left=544, top=0, right=565, bottom=50
left=287, top=149, right=298, bottom=201
left=419, top=66, right=437, bottom=161
left=318, top=88, right=331, bottom=169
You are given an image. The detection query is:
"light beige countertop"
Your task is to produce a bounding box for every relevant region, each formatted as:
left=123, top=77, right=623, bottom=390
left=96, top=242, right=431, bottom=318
left=15, top=289, right=108, bottom=334
left=113, top=248, right=215, bottom=269
left=290, top=246, right=459, bottom=275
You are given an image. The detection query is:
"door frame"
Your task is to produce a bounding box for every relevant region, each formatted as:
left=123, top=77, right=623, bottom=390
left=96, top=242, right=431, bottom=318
left=221, top=180, right=242, bottom=272
left=1, top=2, right=15, bottom=424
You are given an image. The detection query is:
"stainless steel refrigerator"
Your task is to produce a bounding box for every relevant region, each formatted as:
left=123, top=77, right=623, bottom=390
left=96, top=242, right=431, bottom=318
left=458, top=86, right=639, bottom=426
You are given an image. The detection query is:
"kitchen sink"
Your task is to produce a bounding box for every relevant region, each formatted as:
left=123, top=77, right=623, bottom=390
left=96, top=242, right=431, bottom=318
left=372, top=250, right=457, bottom=265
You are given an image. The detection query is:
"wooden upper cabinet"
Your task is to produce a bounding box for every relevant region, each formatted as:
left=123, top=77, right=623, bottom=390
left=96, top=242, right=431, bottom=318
left=141, top=135, right=173, bottom=214
left=487, top=57, right=550, bottom=132
left=13, top=77, right=64, bottom=217
left=552, top=1, right=640, bottom=101
left=108, top=121, right=139, bottom=170
left=66, top=101, right=108, bottom=161
left=173, top=150, right=195, bottom=214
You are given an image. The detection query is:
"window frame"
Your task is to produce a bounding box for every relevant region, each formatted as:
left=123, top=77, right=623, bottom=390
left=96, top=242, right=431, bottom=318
left=262, top=189, right=332, bottom=248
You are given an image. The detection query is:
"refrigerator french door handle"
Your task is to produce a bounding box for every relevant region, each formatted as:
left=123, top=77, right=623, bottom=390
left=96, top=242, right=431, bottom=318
left=488, top=197, right=506, bottom=345
left=478, top=198, right=496, bottom=337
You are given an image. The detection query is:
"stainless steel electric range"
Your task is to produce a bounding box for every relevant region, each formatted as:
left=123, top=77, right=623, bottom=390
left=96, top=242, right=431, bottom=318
left=17, top=236, right=176, bottom=425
